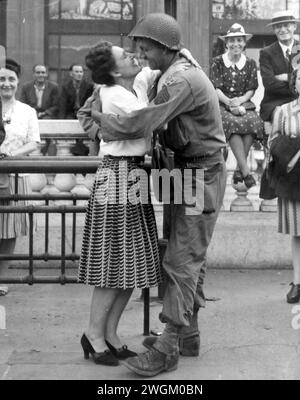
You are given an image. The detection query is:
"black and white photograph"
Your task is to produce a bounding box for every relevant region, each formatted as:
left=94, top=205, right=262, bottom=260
left=0, top=0, right=300, bottom=389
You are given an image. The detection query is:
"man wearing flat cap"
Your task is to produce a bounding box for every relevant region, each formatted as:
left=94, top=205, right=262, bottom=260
left=259, top=10, right=300, bottom=129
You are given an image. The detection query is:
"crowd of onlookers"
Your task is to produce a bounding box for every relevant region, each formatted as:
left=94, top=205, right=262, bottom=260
left=18, top=63, right=94, bottom=155
left=19, top=63, right=94, bottom=120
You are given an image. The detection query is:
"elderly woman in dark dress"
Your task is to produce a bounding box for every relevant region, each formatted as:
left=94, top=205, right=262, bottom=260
left=211, top=23, right=264, bottom=188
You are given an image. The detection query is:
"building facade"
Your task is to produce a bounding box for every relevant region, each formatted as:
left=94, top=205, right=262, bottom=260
left=0, top=0, right=299, bottom=85
left=0, top=0, right=210, bottom=84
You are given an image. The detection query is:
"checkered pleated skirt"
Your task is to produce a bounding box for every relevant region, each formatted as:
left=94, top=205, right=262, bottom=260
left=0, top=175, right=31, bottom=239
left=78, top=157, right=161, bottom=289
left=278, top=197, right=300, bottom=236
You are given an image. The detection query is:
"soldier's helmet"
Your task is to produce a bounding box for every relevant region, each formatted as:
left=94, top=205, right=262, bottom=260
left=128, top=13, right=182, bottom=50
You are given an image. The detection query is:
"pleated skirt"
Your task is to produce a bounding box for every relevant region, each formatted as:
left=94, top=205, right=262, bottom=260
left=0, top=175, right=31, bottom=239
left=278, top=197, right=300, bottom=236
left=78, top=157, right=161, bottom=289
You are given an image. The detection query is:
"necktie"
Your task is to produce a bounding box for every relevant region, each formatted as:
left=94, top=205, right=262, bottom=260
left=74, top=81, right=80, bottom=111
left=286, top=48, right=293, bottom=72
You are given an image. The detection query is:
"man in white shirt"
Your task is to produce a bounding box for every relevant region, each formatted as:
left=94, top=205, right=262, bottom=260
left=20, top=64, right=59, bottom=119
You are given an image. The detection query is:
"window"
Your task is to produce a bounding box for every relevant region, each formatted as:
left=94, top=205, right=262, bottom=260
left=0, top=0, right=7, bottom=47
left=45, top=0, right=136, bottom=83
left=48, top=0, right=134, bottom=20
left=212, top=0, right=299, bottom=20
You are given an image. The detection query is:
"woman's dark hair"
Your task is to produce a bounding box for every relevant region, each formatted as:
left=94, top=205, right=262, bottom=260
left=85, top=41, right=116, bottom=86
left=4, top=58, right=21, bottom=77
left=289, top=67, right=299, bottom=96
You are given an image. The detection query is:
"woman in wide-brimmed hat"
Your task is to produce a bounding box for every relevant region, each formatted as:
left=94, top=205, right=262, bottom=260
left=211, top=23, right=264, bottom=189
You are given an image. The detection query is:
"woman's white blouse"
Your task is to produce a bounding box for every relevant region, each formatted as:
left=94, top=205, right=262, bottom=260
left=99, top=84, right=148, bottom=157
left=0, top=100, right=40, bottom=155
left=0, top=101, right=40, bottom=176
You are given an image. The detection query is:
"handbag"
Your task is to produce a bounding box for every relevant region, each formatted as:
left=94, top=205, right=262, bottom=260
left=259, top=160, right=277, bottom=200
left=151, top=130, right=173, bottom=202
left=151, top=130, right=171, bottom=171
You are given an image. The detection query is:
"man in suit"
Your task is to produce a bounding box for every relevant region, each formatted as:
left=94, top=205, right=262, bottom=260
left=20, top=64, right=59, bottom=155
left=59, top=64, right=94, bottom=119
left=59, top=64, right=94, bottom=156
left=259, top=10, right=300, bottom=134
left=20, top=64, right=59, bottom=119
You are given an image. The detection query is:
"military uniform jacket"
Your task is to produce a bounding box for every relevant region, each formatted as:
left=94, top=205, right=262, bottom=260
left=98, top=58, right=226, bottom=158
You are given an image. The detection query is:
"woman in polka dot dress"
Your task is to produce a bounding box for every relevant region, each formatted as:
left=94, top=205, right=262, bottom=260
left=211, top=23, right=264, bottom=189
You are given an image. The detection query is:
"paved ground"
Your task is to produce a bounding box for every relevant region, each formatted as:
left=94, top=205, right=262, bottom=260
left=0, top=269, right=300, bottom=381
left=0, top=210, right=299, bottom=381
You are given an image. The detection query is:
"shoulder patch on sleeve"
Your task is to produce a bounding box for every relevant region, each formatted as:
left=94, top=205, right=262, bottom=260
left=154, top=84, right=170, bottom=105
left=164, top=75, right=176, bottom=86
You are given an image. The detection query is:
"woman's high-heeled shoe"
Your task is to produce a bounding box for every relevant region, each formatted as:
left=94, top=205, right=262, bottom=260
left=0, top=286, right=8, bottom=296
left=81, top=334, right=119, bottom=366
left=286, top=283, right=300, bottom=304
left=105, top=340, right=137, bottom=359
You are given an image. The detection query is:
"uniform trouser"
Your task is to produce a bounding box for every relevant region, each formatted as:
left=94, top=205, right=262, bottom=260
left=159, top=155, right=227, bottom=327
left=163, top=204, right=206, bottom=311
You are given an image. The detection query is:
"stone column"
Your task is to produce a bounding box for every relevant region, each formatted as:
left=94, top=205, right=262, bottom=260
left=228, top=147, right=255, bottom=212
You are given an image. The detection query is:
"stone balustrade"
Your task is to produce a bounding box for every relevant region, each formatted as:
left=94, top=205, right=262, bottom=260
left=28, top=119, right=276, bottom=213
left=30, top=120, right=92, bottom=202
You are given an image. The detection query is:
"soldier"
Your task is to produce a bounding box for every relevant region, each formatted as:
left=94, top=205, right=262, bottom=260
left=91, top=13, right=227, bottom=377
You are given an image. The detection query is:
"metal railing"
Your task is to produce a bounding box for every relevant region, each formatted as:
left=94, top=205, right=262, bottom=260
left=0, top=156, right=158, bottom=335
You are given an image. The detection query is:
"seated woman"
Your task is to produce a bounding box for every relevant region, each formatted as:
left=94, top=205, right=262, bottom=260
left=77, top=42, right=161, bottom=366
left=266, top=67, right=300, bottom=303
left=211, top=23, right=264, bottom=188
left=0, top=59, right=40, bottom=295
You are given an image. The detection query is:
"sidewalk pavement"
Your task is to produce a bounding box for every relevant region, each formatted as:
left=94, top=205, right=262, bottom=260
left=0, top=269, right=300, bottom=380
